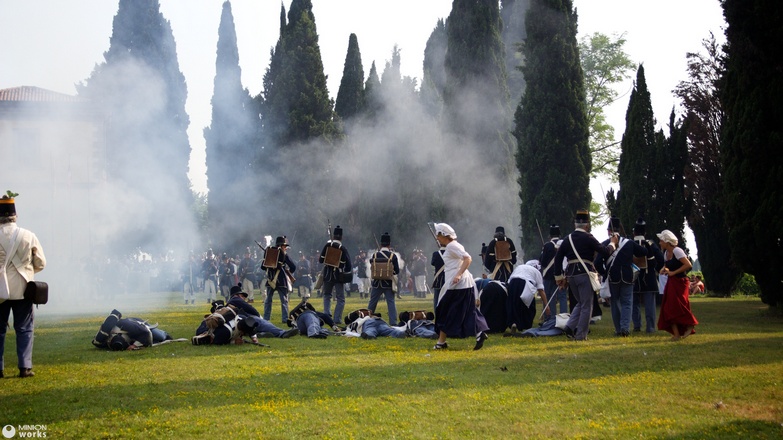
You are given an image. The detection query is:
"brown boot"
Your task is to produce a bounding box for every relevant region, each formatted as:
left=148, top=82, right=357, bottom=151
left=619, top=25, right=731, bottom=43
left=19, top=368, right=34, bottom=378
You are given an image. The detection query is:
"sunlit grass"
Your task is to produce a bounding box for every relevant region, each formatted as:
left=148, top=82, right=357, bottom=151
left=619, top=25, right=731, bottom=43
left=1, top=295, right=781, bottom=439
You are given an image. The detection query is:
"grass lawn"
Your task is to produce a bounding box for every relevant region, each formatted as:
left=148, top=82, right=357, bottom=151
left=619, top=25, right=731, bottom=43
left=1, top=294, right=781, bottom=439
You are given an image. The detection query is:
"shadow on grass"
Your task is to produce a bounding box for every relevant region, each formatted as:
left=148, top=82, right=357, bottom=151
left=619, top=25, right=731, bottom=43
left=661, top=419, right=783, bottom=439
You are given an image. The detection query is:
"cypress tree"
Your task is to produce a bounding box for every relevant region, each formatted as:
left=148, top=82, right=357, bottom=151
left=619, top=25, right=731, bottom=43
left=420, top=18, right=448, bottom=117
left=651, top=111, right=688, bottom=246
left=363, top=61, right=382, bottom=120
left=204, top=0, right=257, bottom=251
left=280, top=0, right=339, bottom=145
left=616, top=65, right=658, bottom=233
left=77, top=0, right=193, bottom=253
left=334, top=33, right=365, bottom=121
left=721, top=0, right=783, bottom=306
left=514, top=0, right=589, bottom=257
left=261, top=0, right=339, bottom=147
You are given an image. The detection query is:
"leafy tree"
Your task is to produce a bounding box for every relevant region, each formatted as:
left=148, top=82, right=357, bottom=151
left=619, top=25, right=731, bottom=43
left=420, top=18, right=448, bottom=117
left=674, top=33, right=740, bottom=296
left=515, top=0, right=589, bottom=257
left=334, top=33, right=365, bottom=121
left=721, top=0, right=783, bottom=307
left=77, top=0, right=194, bottom=254
left=203, top=1, right=258, bottom=251
left=500, top=0, right=531, bottom=107
left=579, top=32, right=635, bottom=180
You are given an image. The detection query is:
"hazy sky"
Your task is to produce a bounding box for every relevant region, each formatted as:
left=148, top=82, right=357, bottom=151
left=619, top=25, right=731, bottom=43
left=1, top=0, right=725, bottom=251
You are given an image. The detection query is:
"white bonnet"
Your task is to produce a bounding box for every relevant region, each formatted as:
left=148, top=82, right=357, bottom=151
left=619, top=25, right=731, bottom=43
left=434, top=223, right=457, bottom=239
left=525, top=259, right=541, bottom=271
left=656, top=229, right=678, bottom=246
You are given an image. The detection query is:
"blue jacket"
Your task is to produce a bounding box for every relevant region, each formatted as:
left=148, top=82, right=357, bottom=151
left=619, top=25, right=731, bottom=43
left=594, top=237, right=647, bottom=284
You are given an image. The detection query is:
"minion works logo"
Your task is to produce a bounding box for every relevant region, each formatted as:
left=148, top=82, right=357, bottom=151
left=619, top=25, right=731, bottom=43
left=2, top=425, right=48, bottom=438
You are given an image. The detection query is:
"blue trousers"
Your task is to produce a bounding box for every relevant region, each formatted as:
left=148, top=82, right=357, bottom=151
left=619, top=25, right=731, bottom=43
left=243, top=315, right=286, bottom=337
left=544, top=279, right=568, bottom=316
left=322, top=280, right=345, bottom=324
left=362, top=319, right=406, bottom=339
left=565, top=273, right=594, bottom=340
left=633, top=290, right=657, bottom=333
left=609, top=282, right=634, bottom=334
left=297, top=311, right=329, bottom=338
left=0, top=298, right=34, bottom=370
left=263, top=287, right=289, bottom=323
left=408, top=320, right=438, bottom=338
left=368, top=287, right=398, bottom=326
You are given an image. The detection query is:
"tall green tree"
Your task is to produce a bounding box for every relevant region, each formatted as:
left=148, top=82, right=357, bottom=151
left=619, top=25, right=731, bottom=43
left=500, top=0, right=531, bottom=108
left=674, top=33, right=740, bottom=296
left=363, top=61, right=382, bottom=120
left=721, top=0, right=783, bottom=307
left=334, top=33, right=365, bottom=122
left=616, top=65, right=657, bottom=232
left=77, top=0, right=194, bottom=254
left=651, top=110, right=688, bottom=246
left=617, top=67, right=687, bottom=245
left=420, top=18, right=448, bottom=117
left=261, top=0, right=339, bottom=147
left=515, top=0, right=589, bottom=257
left=579, top=32, right=635, bottom=180
left=204, top=1, right=258, bottom=251
left=444, top=0, right=513, bottom=170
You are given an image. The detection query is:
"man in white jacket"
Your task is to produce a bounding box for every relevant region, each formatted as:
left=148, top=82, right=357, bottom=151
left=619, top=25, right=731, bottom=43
left=0, top=193, right=46, bottom=378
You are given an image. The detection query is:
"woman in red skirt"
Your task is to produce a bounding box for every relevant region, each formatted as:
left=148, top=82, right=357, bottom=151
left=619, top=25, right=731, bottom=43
left=656, top=230, right=698, bottom=340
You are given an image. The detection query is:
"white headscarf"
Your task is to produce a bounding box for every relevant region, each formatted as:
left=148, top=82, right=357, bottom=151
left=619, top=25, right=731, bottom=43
left=434, top=223, right=457, bottom=239
left=525, top=259, right=541, bottom=271
left=656, top=229, right=678, bottom=246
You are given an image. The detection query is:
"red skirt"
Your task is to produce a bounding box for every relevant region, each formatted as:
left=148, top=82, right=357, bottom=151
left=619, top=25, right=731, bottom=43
left=657, top=276, right=698, bottom=335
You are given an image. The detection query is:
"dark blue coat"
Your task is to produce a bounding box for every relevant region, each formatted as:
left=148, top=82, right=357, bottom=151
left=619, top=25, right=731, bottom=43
left=553, top=229, right=615, bottom=279
left=594, top=237, right=647, bottom=284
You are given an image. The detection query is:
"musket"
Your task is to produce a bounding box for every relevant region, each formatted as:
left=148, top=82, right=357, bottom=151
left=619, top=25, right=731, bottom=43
left=254, top=240, right=267, bottom=252
left=535, top=219, right=546, bottom=246
left=426, top=222, right=439, bottom=246
left=373, top=233, right=381, bottom=250
left=326, top=218, right=332, bottom=240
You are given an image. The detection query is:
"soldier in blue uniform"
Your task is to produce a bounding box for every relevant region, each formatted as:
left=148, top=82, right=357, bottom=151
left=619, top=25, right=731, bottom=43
left=237, top=248, right=257, bottom=303
left=554, top=210, right=618, bottom=341
left=319, top=226, right=352, bottom=326
left=631, top=218, right=665, bottom=333
left=263, top=236, right=296, bottom=324
left=539, top=224, right=565, bottom=316
left=367, top=232, right=400, bottom=326
left=594, top=217, right=647, bottom=337
left=201, top=249, right=219, bottom=304
left=483, top=226, right=518, bottom=282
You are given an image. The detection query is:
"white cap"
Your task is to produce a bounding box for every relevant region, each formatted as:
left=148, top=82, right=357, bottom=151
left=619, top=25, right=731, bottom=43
left=525, top=259, right=541, bottom=271
left=434, top=223, right=457, bottom=239
left=656, top=229, right=678, bottom=246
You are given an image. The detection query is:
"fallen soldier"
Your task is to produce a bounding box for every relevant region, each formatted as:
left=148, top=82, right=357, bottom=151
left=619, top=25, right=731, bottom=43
left=344, top=309, right=407, bottom=339
left=398, top=311, right=438, bottom=339
left=92, top=309, right=184, bottom=350
left=287, top=301, right=336, bottom=339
